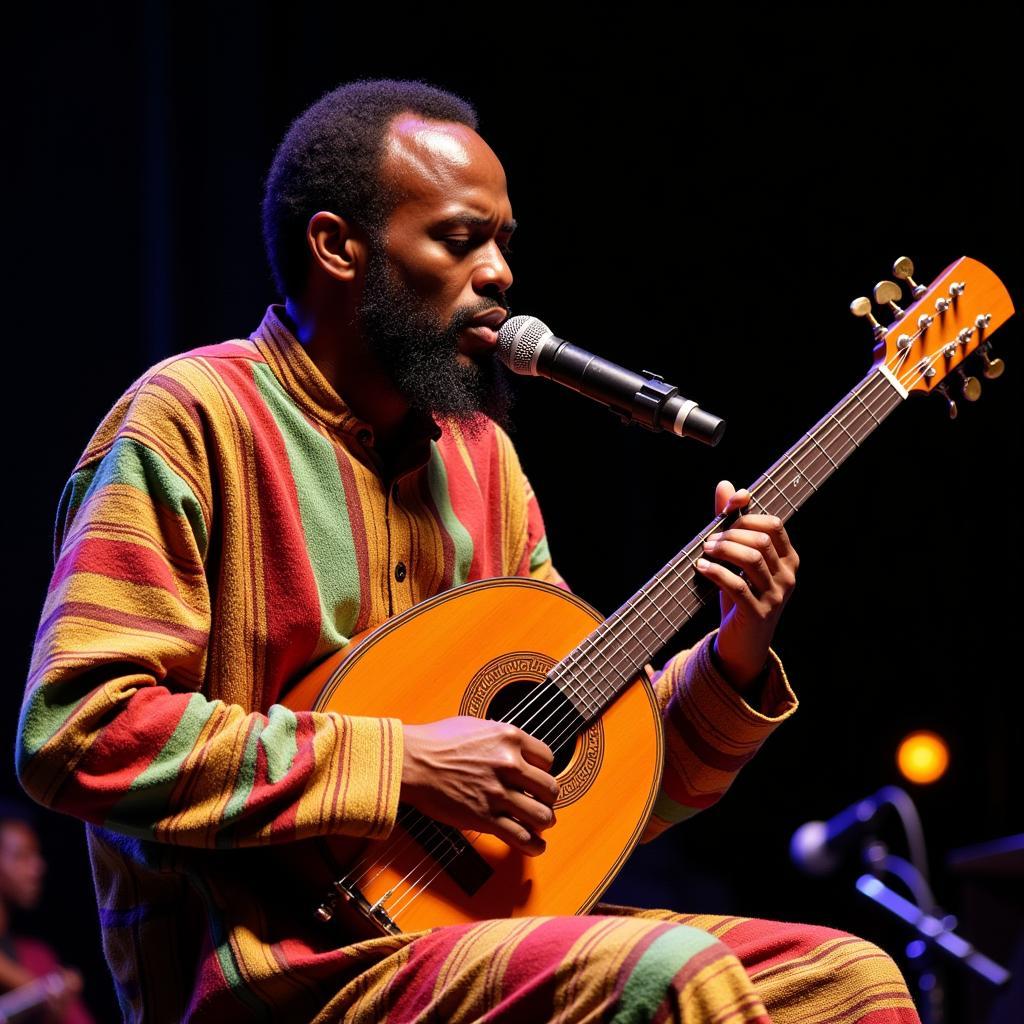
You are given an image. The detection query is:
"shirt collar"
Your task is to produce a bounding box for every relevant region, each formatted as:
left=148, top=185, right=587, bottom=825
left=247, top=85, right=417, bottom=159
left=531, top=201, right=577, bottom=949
left=249, top=304, right=443, bottom=451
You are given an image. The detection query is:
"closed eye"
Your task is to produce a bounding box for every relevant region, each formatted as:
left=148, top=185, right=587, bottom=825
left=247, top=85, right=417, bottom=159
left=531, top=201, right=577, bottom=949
left=444, top=237, right=514, bottom=256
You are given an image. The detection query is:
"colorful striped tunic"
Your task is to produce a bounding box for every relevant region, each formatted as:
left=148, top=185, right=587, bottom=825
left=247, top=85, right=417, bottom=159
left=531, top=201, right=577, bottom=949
left=15, top=305, right=914, bottom=1022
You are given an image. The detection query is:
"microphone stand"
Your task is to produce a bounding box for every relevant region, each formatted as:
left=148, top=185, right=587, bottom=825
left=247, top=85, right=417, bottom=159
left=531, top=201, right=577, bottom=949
left=854, top=838, right=1011, bottom=1024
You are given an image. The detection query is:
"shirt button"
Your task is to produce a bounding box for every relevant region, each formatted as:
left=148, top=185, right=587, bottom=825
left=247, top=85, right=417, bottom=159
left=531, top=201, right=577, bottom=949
left=394, top=562, right=407, bottom=582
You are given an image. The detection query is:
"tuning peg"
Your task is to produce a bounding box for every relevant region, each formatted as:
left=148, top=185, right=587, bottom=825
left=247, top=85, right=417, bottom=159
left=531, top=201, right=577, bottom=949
left=978, top=342, right=1005, bottom=379
left=935, top=382, right=958, bottom=419
left=873, top=280, right=906, bottom=320
left=893, top=257, right=928, bottom=298
left=957, top=369, right=982, bottom=402
left=850, top=296, right=886, bottom=340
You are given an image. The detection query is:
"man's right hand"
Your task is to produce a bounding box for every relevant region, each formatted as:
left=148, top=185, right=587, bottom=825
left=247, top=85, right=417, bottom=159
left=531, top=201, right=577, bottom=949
left=400, top=717, right=559, bottom=857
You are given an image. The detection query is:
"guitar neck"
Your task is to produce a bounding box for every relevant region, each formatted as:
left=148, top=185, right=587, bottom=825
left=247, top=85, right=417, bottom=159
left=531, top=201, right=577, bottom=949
left=551, top=364, right=907, bottom=722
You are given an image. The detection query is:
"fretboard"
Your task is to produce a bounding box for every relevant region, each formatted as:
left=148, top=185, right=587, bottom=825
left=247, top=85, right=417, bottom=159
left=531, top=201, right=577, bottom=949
left=551, top=364, right=907, bottom=723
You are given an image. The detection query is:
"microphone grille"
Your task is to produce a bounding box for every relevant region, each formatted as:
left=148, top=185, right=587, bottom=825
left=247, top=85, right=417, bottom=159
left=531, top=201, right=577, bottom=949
left=496, top=315, right=553, bottom=376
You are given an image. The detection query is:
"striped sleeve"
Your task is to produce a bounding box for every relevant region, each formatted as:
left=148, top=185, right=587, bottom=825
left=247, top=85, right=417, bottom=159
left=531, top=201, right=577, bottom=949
left=16, top=431, right=403, bottom=848
left=639, top=629, right=797, bottom=843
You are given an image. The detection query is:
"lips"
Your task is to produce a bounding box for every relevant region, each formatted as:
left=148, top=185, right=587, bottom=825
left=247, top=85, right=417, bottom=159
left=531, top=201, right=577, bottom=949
left=458, top=309, right=507, bottom=355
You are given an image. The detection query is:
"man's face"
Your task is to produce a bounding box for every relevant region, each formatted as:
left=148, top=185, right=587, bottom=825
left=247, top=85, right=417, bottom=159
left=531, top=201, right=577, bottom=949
left=0, top=821, right=45, bottom=911
left=354, top=116, right=518, bottom=432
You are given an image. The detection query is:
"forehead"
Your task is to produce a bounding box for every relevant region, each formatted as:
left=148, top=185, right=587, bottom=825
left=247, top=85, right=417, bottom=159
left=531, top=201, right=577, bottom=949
left=379, top=115, right=511, bottom=223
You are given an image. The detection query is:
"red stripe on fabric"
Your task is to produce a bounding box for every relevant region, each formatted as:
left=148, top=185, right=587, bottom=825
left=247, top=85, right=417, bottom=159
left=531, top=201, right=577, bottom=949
left=39, top=600, right=207, bottom=648
left=74, top=687, right=196, bottom=809
left=54, top=535, right=182, bottom=595
left=382, top=920, right=478, bottom=1020
left=215, top=360, right=322, bottom=705
left=498, top=916, right=613, bottom=1021
left=667, top=693, right=757, bottom=773
left=715, top=917, right=852, bottom=976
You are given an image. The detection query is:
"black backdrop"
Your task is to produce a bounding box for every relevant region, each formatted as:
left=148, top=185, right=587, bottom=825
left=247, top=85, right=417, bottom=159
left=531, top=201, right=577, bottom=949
left=6, top=6, right=1021, bottom=1019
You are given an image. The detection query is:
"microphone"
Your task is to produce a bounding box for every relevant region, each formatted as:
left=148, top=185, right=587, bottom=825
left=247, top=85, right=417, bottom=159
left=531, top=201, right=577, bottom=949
left=496, top=315, right=726, bottom=446
left=790, top=786, right=907, bottom=876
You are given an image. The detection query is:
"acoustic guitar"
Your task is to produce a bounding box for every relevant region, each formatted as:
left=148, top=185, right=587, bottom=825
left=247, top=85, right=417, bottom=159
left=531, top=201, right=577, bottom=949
left=282, top=256, right=1014, bottom=938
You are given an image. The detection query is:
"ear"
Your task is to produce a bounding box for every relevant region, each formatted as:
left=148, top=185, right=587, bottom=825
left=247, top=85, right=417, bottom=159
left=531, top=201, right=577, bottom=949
left=305, top=211, right=370, bottom=284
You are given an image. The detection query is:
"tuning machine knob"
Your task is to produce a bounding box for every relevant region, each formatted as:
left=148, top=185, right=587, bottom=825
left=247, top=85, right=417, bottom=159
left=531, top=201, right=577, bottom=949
left=978, top=341, right=1005, bottom=379
left=873, top=280, right=906, bottom=320
left=893, top=257, right=928, bottom=298
left=850, top=296, right=886, bottom=340
left=957, top=369, right=982, bottom=402
left=935, top=382, right=958, bottom=420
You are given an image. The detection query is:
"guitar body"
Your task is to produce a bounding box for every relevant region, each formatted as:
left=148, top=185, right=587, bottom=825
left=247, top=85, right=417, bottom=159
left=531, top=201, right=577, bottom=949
left=282, top=577, right=664, bottom=936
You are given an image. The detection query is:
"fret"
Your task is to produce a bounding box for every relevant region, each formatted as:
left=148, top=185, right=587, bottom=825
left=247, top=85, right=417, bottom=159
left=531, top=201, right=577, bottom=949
left=553, top=364, right=908, bottom=726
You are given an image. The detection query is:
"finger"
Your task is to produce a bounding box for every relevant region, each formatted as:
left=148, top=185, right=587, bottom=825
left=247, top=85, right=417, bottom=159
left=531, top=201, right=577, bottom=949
left=518, top=730, right=555, bottom=772
left=491, top=813, right=547, bottom=857
left=701, top=539, right=774, bottom=592
left=714, top=480, right=735, bottom=516
left=705, top=528, right=781, bottom=573
left=695, top=557, right=762, bottom=608
left=499, top=788, right=557, bottom=834
left=505, top=758, right=560, bottom=806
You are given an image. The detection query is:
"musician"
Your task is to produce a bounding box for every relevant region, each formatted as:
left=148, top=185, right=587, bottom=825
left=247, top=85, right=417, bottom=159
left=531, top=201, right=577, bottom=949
left=17, top=79, right=920, bottom=1021
left=0, top=802, right=93, bottom=1023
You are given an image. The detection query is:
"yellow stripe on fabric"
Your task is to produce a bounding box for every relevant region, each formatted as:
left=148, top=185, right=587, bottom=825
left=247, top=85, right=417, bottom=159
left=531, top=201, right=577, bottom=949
left=747, top=937, right=918, bottom=1024
left=436, top=917, right=551, bottom=1024
left=675, top=955, right=770, bottom=1023
left=182, top=356, right=267, bottom=711
left=347, top=458, right=392, bottom=627
left=553, top=917, right=658, bottom=1022
left=494, top=426, right=529, bottom=576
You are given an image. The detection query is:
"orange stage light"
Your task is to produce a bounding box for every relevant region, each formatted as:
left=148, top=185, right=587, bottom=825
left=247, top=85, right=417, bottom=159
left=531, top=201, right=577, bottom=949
left=896, top=731, right=949, bottom=784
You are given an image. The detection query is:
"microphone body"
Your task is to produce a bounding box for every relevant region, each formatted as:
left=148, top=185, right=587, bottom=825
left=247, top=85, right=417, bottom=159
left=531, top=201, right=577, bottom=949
left=496, top=315, right=725, bottom=446
left=790, top=787, right=897, bottom=876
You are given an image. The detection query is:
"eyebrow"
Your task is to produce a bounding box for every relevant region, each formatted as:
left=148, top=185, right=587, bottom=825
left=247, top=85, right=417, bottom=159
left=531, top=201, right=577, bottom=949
left=436, top=213, right=518, bottom=232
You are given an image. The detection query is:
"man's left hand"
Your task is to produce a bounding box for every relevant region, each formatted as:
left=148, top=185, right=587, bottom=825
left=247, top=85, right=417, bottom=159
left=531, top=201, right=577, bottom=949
left=695, top=480, right=799, bottom=693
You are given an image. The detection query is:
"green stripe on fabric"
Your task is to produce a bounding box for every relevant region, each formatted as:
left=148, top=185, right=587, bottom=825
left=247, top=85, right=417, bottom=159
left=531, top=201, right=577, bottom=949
left=259, top=704, right=298, bottom=784
left=17, top=680, right=88, bottom=759
left=252, top=363, right=360, bottom=651
left=108, top=693, right=218, bottom=838
left=426, top=444, right=474, bottom=586
left=187, top=873, right=272, bottom=1020
left=85, top=437, right=209, bottom=558
left=529, top=534, right=552, bottom=572
left=612, top=924, right=721, bottom=1023
left=651, top=791, right=702, bottom=826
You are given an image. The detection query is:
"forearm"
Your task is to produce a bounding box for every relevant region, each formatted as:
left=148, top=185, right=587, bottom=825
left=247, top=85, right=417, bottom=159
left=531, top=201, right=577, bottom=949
left=639, top=628, right=797, bottom=843
left=17, top=668, right=403, bottom=847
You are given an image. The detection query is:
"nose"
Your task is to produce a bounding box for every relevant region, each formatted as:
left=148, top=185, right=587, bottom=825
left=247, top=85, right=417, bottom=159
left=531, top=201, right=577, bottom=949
left=472, top=239, right=513, bottom=297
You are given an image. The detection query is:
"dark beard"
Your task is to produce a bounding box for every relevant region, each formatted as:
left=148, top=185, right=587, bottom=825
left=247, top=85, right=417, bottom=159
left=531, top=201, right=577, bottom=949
left=356, top=244, right=516, bottom=438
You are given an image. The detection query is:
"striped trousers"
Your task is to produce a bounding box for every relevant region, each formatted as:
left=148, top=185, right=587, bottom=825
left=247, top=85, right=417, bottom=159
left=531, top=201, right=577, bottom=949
left=314, top=902, right=921, bottom=1022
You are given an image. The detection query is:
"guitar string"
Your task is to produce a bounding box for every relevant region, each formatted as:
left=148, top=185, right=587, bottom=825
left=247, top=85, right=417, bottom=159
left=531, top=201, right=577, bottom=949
left=534, top=363, right=908, bottom=756
left=344, top=334, right=956, bottom=924
left=341, top=357, right=916, bottom=913
left=346, top=358, right=919, bottom=919
left=539, top=336, right=955, bottom=758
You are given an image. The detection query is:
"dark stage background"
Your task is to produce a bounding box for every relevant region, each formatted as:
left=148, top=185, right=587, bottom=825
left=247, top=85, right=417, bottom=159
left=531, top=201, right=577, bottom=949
left=6, top=6, right=1022, bottom=1020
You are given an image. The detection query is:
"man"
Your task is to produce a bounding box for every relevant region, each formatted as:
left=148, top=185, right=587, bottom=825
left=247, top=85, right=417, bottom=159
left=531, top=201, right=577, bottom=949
left=0, top=803, right=94, bottom=1023
left=17, top=79, right=919, bottom=1021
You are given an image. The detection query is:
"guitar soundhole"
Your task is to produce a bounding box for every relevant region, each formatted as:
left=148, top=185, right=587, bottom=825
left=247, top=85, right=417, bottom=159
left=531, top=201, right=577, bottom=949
left=485, top=681, right=586, bottom=777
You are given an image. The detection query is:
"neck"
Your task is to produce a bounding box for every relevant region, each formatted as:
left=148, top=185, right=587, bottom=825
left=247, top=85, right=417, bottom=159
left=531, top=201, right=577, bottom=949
left=283, top=296, right=413, bottom=448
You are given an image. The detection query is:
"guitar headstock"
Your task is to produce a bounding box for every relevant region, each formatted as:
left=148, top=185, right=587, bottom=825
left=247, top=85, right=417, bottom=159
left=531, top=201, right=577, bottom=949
left=853, top=257, right=1015, bottom=413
